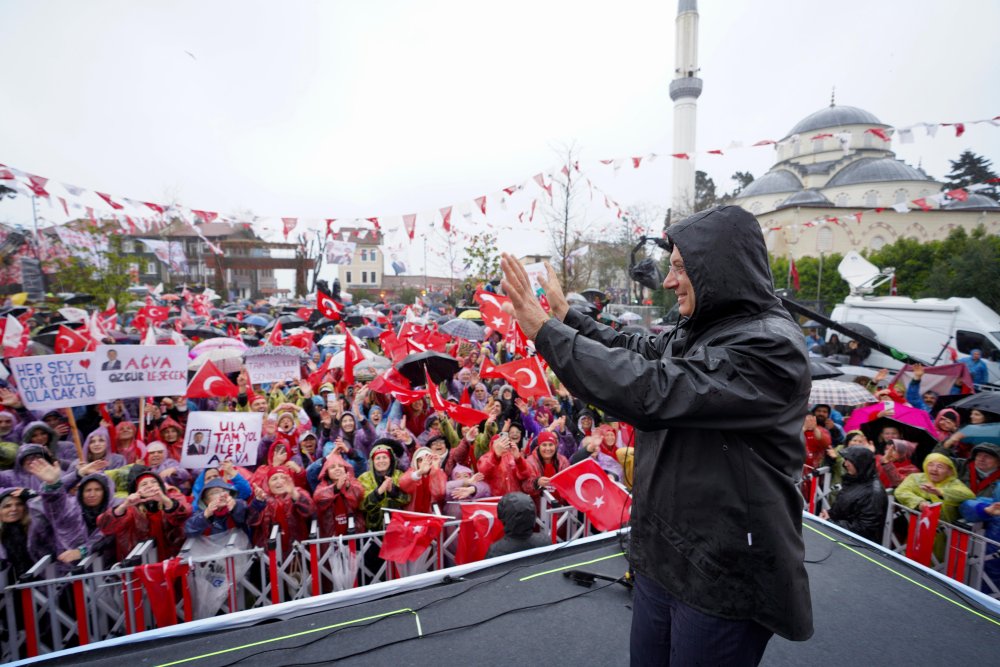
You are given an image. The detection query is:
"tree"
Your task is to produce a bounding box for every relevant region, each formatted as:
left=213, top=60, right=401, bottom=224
left=945, top=151, right=998, bottom=199
left=694, top=171, right=718, bottom=211
left=462, top=232, right=501, bottom=284
left=542, top=144, right=595, bottom=292
left=47, top=234, right=135, bottom=308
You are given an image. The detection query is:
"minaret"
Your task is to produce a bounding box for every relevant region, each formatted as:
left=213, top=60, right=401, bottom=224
left=669, top=0, right=702, bottom=216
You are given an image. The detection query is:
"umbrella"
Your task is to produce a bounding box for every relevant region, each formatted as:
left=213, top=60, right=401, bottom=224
left=955, top=423, right=1000, bottom=446
left=244, top=315, right=270, bottom=327
left=808, top=358, right=843, bottom=380
left=240, top=334, right=261, bottom=347
left=32, top=321, right=86, bottom=349
left=565, top=292, right=588, bottom=305
left=581, top=288, right=607, bottom=301
left=949, top=393, right=1000, bottom=418
left=570, top=302, right=597, bottom=316
left=597, top=312, right=620, bottom=324
left=440, top=318, right=485, bottom=342
left=860, top=417, right=939, bottom=468
left=618, top=311, right=642, bottom=322
left=191, top=337, right=247, bottom=357
left=457, top=309, right=481, bottom=321
left=396, top=350, right=459, bottom=386
left=809, top=379, right=876, bottom=406
left=354, top=356, right=392, bottom=380
left=317, top=334, right=345, bottom=348
left=269, top=315, right=306, bottom=328
left=353, top=325, right=385, bottom=339
left=189, top=348, right=245, bottom=374
left=391, top=303, right=407, bottom=312
left=327, top=346, right=377, bottom=368
left=181, top=325, right=227, bottom=340
left=844, top=402, right=939, bottom=437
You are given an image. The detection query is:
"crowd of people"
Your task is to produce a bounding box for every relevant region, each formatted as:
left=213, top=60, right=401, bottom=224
left=0, top=287, right=998, bottom=632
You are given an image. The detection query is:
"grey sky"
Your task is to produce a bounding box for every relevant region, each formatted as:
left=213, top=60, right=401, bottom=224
left=1, top=0, right=997, bottom=285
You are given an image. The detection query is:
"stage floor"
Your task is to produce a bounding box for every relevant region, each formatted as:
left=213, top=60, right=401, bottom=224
left=40, top=517, right=1000, bottom=666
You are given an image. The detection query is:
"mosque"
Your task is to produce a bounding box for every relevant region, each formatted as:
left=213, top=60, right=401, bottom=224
left=729, top=103, right=1000, bottom=258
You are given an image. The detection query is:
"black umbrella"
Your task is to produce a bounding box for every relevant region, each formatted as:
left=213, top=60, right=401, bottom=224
left=581, top=288, right=607, bottom=301
left=809, top=358, right=843, bottom=380
left=241, top=334, right=261, bottom=347
left=57, top=293, right=95, bottom=305
left=181, top=325, right=227, bottom=340
left=32, top=321, right=86, bottom=349
left=396, top=350, right=460, bottom=386
left=273, top=314, right=306, bottom=327
left=949, top=392, right=1000, bottom=417
left=343, top=314, right=365, bottom=327
left=860, top=417, right=939, bottom=468
left=353, top=325, right=385, bottom=339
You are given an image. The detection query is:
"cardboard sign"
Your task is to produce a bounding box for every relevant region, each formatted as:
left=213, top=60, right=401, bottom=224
left=10, top=353, right=97, bottom=410
left=94, top=345, right=189, bottom=400
left=179, top=411, right=264, bottom=469
left=244, top=349, right=302, bottom=385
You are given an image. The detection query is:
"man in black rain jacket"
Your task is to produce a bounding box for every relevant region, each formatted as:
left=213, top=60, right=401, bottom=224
left=501, top=205, right=813, bottom=665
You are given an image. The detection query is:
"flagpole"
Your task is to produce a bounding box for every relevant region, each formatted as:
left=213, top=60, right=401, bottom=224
left=63, top=407, right=85, bottom=462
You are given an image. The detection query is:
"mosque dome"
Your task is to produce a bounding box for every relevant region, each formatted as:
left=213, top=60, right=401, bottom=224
left=826, top=157, right=934, bottom=188
left=779, top=188, right=832, bottom=207
left=737, top=169, right=802, bottom=198
left=943, top=193, right=1000, bottom=210
left=786, top=105, right=884, bottom=137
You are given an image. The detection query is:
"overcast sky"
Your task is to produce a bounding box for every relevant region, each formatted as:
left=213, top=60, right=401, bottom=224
left=1, top=0, right=997, bottom=286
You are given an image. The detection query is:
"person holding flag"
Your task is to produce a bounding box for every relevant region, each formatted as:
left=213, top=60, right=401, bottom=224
left=500, top=205, right=814, bottom=665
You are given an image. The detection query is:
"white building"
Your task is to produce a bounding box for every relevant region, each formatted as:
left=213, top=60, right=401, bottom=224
left=730, top=103, right=1000, bottom=258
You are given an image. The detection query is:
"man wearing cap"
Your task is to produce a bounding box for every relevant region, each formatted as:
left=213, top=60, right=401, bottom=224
left=502, top=206, right=813, bottom=664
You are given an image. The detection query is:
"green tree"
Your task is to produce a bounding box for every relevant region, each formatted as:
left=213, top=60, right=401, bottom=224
left=462, top=232, right=501, bottom=284
left=925, top=226, right=1000, bottom=311
left=944, top=150, right=998, bottom=199
left=47, top=234, right=135, bottom=308
left=694, top=170, right=718, bottom=211
left=769, top=253, right=849, bottom=313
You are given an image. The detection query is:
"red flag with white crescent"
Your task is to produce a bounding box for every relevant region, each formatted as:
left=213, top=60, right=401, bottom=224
left=905, top=503, right=941, bottom=566
left=186, top=360, right=239, bottom=398
left=379, top=511, right=447, bottom=563
left=493, top=355, right=551, bottom=400
left=55, top=325, right=91, bottom=354
left=548, top=458, right=631, bottom=532
left=316, top=289, right=343, bottom=321
left=454, top=501, right=504, bottom=565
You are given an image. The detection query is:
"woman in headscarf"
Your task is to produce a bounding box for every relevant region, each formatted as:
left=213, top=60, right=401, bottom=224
left=97, top=466, right=191, bottom=561
left=876, top=439, right=920, bottom=490
left=469, top=382, right=490, bottom=412
left=83, top=427, right=127, bottom=471
left=313, top=453, right=365, bottom=537
left=75, top=473, right=120, bottom=564
left=399, top=446, right=447, bottom=514
left=247, top=467, right=315, bottom=553
left=144, top=441, right=191, bottom=494
left=114, top=420, right=146, bottom=464
left=358, top=439, right=410, bottom=531
left=250, top=439, right=307, bottom=491
left=326, top=411, right=375, bottom=463
left=894, top=453, right=975, bottom=524
left=525, top=431, right=571, bottom=502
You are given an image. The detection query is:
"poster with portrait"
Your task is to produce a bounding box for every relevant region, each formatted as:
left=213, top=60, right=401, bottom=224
left=93, top=344, right=189, bottom=400
left=325, top=240, right=357, bottom=265
left=179, top=411, right=264, bottom=469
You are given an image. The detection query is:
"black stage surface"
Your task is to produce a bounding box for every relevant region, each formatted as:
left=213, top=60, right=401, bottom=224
left=36, top=518, right=1000, bottom=666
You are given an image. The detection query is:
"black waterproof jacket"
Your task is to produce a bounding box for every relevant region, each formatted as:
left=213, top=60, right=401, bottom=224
left=828, top=446, right=887, bottom=543
left=534, top=205, right=813, bottom=640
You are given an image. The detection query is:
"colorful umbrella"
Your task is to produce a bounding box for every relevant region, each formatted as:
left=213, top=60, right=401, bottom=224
left=440, top=317, right=485, bottom=342
left=809, top=379, right=876, bottom=406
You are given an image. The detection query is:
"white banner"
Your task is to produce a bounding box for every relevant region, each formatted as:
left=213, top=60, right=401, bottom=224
left=93, top=344, right=189, bottom=400
left=244, top=350, right=302, bottom=385
left=180, top=411, right=264, bottom=469
left=325, top=240, right=357, bottom=265
left=10, top=353, right=97, bottom=411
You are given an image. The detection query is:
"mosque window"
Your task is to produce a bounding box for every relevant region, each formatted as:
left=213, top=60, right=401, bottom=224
left=869, top=235, right=886, bottom=251
left=894, top=189, right=909, bottom=204
left=864, top=190, right=878, bottom=207
left=817, top=226, right=834, bottom=252
left=835, top=193, right=850, bottom=207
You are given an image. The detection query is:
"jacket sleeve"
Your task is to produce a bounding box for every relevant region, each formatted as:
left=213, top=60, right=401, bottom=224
left=185, top=510, right=211, bottom=536
left=893, top=473, right=929, bottom=510
left=960, top=498, right=993, bottom=523
left=534, top=309, right=808, bottom=432
left=398, top=470, right=422, bottom=495
left=98, top=503, right=135, bottom=535
left=906, top=380, right=929, bottom=412
left=162, top=491, right=192, bottom=527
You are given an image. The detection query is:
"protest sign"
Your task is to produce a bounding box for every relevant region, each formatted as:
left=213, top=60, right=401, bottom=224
left=243, top=347, right=303, bottom=385
left=93, top=345, right=189, bottom=400
left=521, top=262, right=548, bottom=294
left=325, top=240, right=357, bottom=265
left=180, top=411, right=264, bottom=469
left=9, top=353, right=97, bottom=411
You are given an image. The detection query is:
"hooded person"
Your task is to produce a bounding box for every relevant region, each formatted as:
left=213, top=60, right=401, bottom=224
left=572, top=408, right=598, bottom=443
left=357, top=440, right=410, bottom=531
left=20, top=420, right=78, bottom=466
left=113, top=420, right=146, bottom=464
left=190, top=461, right=253, bottom=503
left=325, top=410, right=375, bottom=462
left=501, top=204, right=815, bottom=659
left=399, top=446, right=447, bottom=514
left=469, top=382, right=490, bottom=412
left=144, top=441, right=191, bottom=494
left=894, top=453, right=975, bottom=524
left=525, top=431, right=571, bottom=500
left=478, top=433, right=535, bottom=497
left=0, top=444, right=81, bottom=494
left=75, top=472, right=121, bottom=564
left=98, top=466, right=192, bottom=562
left=820, top=446, right=887, bottom=543
left=184, top=478, right=249, bottom=537
left=154, top=416, right=186, bottom=462
left=484, top=492, right=550, bottom=558
left=250, top=437, right=307, bottom=491
left=0, top=408, right=24, bottom=446
left=876, top=439, right=920, bottom=490
left=248, top=465, right=315, bottom=553
left=444, top=464, right=491, bottom=517
left=312, top=453, right=365, bottom=537
left=83, top=427, right=127, bottom=470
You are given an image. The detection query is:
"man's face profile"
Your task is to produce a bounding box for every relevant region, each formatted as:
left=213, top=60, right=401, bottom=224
left=664, top=246, right=696, bottom=317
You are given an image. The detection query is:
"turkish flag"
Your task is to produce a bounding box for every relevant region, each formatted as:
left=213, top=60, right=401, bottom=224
left=379, top=511, right=447, bottom=563
left=504, top=322, right=529, bottom=358
left=454, top=501, right=504, bottom=565
left=96, top=192, right=124, bottom=210
left=136, top=558, right=190, bottom=627
left=439, top=206, right=452, bottom=233
left=341, top=325, right=365, bottom=387
left=316, top=289, right=343, bottom=321
left=141, top=305, right=170, bottom=322
left=281, top=217, right=297, bottom=239
left=378, top=330, right=408, bottom=363
left=55, top=325, right=91, bottom=353
left=369, top=371, right=425, bottom=405
left=307, top=354, right=336, bottom=392
left=474, top=290, right=512, bottom=329
left=423, top=369, right=488, bottom=426
left=411, top=328, right=451, bottom=352
left=548, top=459, right=631, bottom=532
left=479, top=355, right=504, bottom=380
left=789, top=259, right=800, bottom=291
left=905, top=503, right=941, bottom=566
left=186, top=360, right=239, bottom=399
left=296, top=307, right=314, bottom=322
left=267, top=320, right=284, bottom=346
left=284, top=330, right=314, bottom=353
left=493, top=356, right=552, bottom=400
left=1, top=315, right=28, bottom=359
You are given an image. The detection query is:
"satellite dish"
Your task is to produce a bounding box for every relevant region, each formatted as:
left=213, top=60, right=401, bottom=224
left=837, top=251, right=894, bottom=296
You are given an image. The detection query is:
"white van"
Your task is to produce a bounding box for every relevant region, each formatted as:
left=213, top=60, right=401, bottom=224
left=826, top=252, right=1000, bottom=385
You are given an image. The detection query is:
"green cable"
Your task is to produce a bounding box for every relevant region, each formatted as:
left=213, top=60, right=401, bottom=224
left=155, top=607, right=421, bottom=667
left=804, top=522, right=1000, bottom=627
left=519, top=551, right=624, bottom=582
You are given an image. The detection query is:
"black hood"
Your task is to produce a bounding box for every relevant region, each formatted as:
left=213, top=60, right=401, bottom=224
left=666, top=206, right=786, bottom=333
left=840, top=446, right=877, bottom=484
left=77, top=473, right=113, bottom=514
left=496, top=492, right=536, bottom=539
